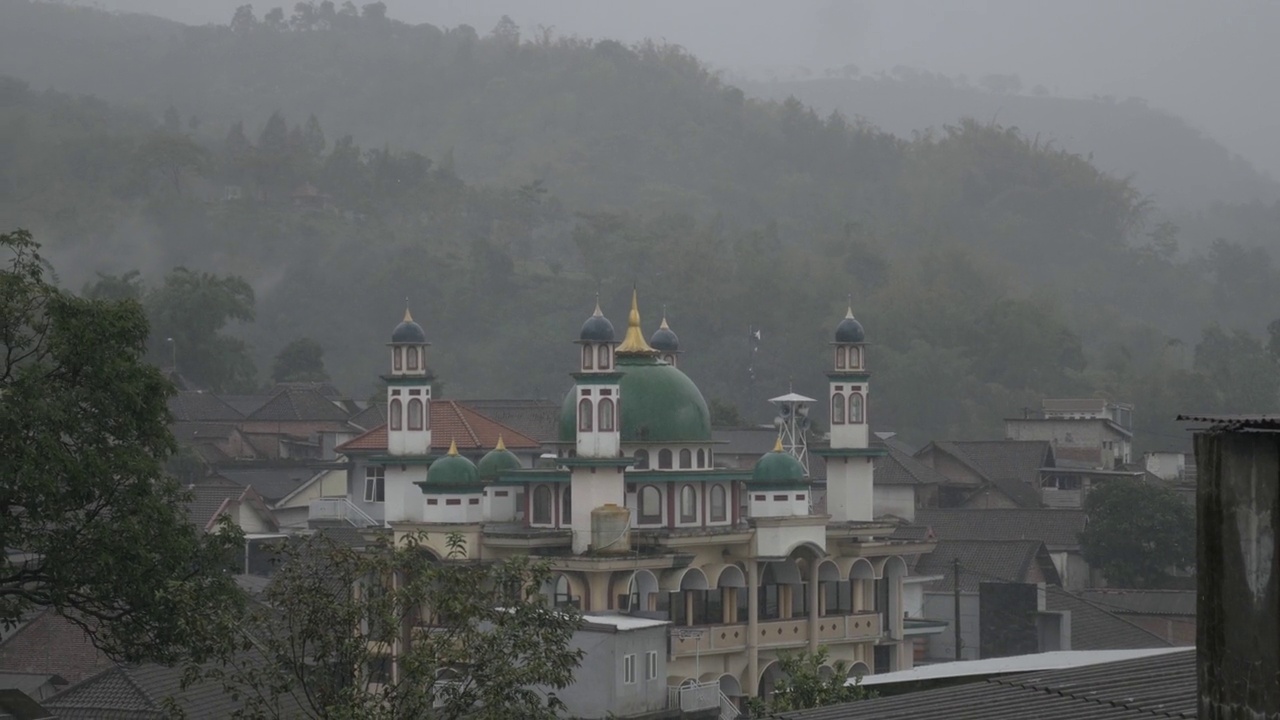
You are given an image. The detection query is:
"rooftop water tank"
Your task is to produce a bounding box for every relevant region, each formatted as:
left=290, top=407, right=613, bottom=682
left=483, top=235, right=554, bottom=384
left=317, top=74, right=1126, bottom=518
left=590, top=504, right=631, bottom=555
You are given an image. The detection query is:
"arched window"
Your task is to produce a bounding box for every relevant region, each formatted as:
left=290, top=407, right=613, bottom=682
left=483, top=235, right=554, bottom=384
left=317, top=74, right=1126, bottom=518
left=582, top=345, right=594, bottom=370
left=709, top=484, right=727, bottom=522
left=679, top=449, right=692, bottom=469
left=407, top=398, right=423, bottom=430
left=638, top=486, right=662, bottom=524
left=390, top=399, right=403, bottom=431
left=598, top=345, right=610, bottom=369
left=848, top=346, right=861, bottom=368
left=561, top=486, right=572, bottom=524
left=554, top=575, right=572, bottom=607
left=835, top=346, right=846, bottom=369
left=633, top=449, right=649, bottom=469
left=658, top=449, right=673, bottom=469
left=696, top=449, right=706, bottom=468
left=850, top=393, right=864, bottom=424
left=406, top=347, right=419, bottom=370
left=393, top=347, right=403, bottom=371
left=578, top=398, right=593, bottom=432
left=598, top=398, right=615, bottom=432
left=532, top=485, right=553, bottom=525
left=831, top=393, right=846, bottom=425
left=679, top=485, right=697, bottom=523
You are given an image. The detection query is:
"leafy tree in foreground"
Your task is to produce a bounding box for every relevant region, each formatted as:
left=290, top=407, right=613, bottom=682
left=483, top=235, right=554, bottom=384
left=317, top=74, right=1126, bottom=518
left=0, top=229, right=244, bottom=662
left=271, top=336, right=330, bottom=384
left=1080, top=478, right=1195, bottom=588
left=744, top=647, right=871, bottom=716
left=194, top=531, right=583, bottom=719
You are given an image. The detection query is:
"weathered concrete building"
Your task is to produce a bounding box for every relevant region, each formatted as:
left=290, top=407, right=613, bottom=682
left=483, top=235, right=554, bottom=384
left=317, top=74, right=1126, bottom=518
left=1182, top=413, right=1280, bottom=719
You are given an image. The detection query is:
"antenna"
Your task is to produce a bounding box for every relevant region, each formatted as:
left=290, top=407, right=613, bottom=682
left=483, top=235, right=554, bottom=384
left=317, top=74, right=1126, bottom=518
left=769, top=390, right=816, bottom=476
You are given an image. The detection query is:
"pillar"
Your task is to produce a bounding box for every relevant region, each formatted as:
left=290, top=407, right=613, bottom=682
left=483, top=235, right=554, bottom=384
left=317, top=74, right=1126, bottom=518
left=747, top=561, right=759, bottom=696
left=808, top=560, right=821, bottom=653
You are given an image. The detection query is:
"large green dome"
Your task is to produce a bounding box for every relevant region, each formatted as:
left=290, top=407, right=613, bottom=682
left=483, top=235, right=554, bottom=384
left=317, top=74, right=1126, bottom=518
left=559, top=355, right=712, bottom=444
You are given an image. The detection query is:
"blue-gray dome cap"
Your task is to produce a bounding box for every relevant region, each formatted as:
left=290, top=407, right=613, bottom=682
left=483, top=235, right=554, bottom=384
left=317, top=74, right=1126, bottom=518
left=579, top=301, right=615, bottom=342
left=392, top=308, right=427, bottom=344
left=649, top=314, right=679, bottom=352
left=835, top=306, right=865, bottom=343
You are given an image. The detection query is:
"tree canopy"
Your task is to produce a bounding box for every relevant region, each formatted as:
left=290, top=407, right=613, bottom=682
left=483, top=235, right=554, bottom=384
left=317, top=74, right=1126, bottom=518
left=192, top=531, right=583, bottom=719
left=1079, top=479, right=1196, bottom=588
left=0, top=229, right=243, bottom=662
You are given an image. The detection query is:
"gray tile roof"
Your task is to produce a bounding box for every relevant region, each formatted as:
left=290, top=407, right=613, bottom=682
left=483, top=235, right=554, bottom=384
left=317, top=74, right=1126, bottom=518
left=44, top=660, right=303, bottom=720
left=456, top=399, right=561, bottom=443
left=914, top=508, right=1086, bottom=549
left=211, top=467, right=318, bottom=503
left=1045, top=587, right=1172, bottom=650
left=166, top=392, right=242, bottom=422
left=182, top=484, right=239, bottom=529
left=779, top=648, right=1195, bottom=720
left=915, top=539, right=1058, bottom=593
left=1079, top=590, right=1196, bottom=617
left=925, top=441, right=1051, bottom=507
left=219, top=394, right=273, bottom=416
left=246, top=387, right=351, bottom=422
left=875, top=446, right=949, bottom=486
left=347, top=403, right=386, bottom=431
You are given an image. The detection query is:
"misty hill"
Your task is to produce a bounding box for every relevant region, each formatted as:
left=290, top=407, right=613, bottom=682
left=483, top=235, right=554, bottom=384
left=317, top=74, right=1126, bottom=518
left=740, top=73, right=1277, bottom=210
left=1, top=2, right=1278, bottom=452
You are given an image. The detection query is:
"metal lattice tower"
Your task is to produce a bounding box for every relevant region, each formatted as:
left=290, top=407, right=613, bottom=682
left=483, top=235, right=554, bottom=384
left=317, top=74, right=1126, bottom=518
left=770, top=391, right=815, bottom=476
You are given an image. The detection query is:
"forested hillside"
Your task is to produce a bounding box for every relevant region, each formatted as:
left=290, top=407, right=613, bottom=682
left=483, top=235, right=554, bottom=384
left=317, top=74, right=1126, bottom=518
left=1, top=1, right=1277, bottom=451
left=741, top=72, right=1277, bottom=212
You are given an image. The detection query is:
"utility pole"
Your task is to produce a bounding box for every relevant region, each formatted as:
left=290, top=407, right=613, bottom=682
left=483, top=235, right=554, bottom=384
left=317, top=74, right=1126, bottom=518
left=953, top=557, right=962, bottom=661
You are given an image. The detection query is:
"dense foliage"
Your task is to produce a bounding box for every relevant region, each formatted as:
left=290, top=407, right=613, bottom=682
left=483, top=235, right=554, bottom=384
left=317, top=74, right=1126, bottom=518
left=0, top=229, right=244, bottom=662
left=190, top=531, right=583, bottom=720
left=1079, top=479, right=1196, bottom=588
left=744, top=647, right=871, bottom=715
left=0, top=3, right=1276, bottom=451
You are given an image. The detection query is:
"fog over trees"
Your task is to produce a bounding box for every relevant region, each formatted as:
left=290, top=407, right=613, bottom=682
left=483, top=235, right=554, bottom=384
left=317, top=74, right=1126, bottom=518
left=0, top=0, right=1277, bottom=451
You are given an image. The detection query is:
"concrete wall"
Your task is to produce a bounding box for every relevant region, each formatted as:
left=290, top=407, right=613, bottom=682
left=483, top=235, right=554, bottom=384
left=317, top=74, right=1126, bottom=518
left=923, top=592, right=979, bottom=661
left=874, top=485, right=916, bottom=522
left=555, top=625, right=669, bottom=719
left=1195, top=431, right=1280, bottom=719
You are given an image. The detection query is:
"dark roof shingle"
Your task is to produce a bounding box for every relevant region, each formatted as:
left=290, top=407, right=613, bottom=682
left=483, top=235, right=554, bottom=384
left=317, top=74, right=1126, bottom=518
left=915, top=539, right=1056, bottom=593
left=167, top=392, right=242, bottom=422
left=925, top=440, right=1050, bottom=507
left=914, top=508, right=1086, bottom=549
left=1044, top=587, right=1173, bottom=650
left=246, top=387, right=350, bottom=422
left=875, top=446, right=949, bottom=486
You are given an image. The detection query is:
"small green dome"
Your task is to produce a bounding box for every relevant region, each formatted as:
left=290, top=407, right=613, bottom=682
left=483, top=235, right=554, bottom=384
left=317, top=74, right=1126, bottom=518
left=425, top=440, right=480, bottom=488
left=559, top=355, right=712, bottom=444
left=751, top=444, right=807, bottom=485
left=477, top=437, right=521, bottom=481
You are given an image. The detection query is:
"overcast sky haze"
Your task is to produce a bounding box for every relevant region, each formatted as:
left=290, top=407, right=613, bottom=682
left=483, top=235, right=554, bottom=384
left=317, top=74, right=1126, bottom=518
left=75, top=0, right=1279, bottom=176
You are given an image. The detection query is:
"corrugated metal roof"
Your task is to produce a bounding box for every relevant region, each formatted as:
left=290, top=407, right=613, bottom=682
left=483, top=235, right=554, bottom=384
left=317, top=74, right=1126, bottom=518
left=1176, top=413, right=1280, bottom=431
left=1079, top=589, right=1196, bottom=617
left=780, top=647, right=1195, bottom=720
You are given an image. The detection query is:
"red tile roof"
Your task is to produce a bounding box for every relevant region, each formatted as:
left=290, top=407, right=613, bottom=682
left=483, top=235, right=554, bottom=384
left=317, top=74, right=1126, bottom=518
left=336, top=400, right=541, bottom=454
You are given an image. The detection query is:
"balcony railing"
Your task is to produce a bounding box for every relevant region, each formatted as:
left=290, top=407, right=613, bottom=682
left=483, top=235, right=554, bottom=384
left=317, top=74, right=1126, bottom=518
left=669, top=612, right=882, bottom=659
left=309, top=497, right=381, bottom=527
left=668, top=680, right=721, bottom=714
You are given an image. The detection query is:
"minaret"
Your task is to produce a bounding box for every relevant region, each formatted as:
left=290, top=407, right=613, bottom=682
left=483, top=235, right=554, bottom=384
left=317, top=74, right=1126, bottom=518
left=820, top=303, right=880, bottom=523
left=386, top=307, right=432, bottom=456
left=566, top=292, right=636, bottom=553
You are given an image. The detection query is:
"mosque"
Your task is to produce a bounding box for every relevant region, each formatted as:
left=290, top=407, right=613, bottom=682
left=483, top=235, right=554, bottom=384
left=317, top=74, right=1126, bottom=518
left=336, top=291, right=929, bottom=703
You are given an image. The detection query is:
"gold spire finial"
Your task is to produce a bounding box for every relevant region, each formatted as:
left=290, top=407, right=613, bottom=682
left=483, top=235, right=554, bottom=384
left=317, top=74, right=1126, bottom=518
left=447, top=438, right=458, bottom=456
left=404, top=306, right=414, bottom=323
left=616, top=287, right=655, bottom=354
left=495, top=434, right=506, bottom=451
left=659, top=305, right=670, bottom=330
left=846, top=294, right=854, bottom=319
left=773, top=435, right=784, bottom=453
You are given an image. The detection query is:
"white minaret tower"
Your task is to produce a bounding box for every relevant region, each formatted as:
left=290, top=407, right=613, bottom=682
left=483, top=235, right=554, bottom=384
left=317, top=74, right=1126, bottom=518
left=566, top=293, right=642, bottom=554
left=386, top=308, right=432, bottom=456
left=818, top=303, right=881, bottom=523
